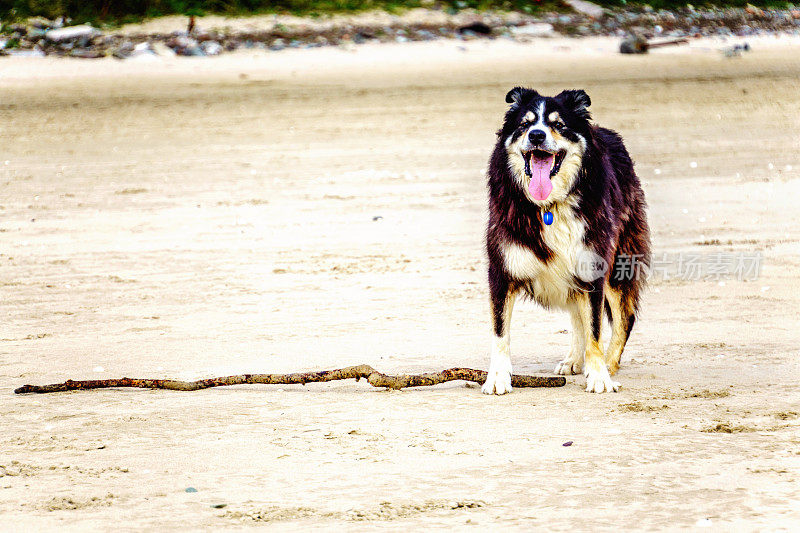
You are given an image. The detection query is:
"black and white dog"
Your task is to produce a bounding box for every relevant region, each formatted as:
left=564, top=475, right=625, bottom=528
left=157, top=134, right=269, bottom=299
left=483, top=87, right=650, bottom=394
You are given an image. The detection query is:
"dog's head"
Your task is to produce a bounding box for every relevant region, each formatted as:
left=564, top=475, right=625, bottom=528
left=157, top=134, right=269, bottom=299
left=500, top=87, right=592, bottom=205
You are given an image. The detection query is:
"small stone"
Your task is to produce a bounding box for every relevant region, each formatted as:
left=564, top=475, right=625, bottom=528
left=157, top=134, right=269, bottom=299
left=69, top=49, right=104, bottom=59
left=201, top=41, right=222, bottom=56
left=151, top=42, right=176, bottom=57
left=511, top=23, right=555, bottom=38
left=185, top=487, right=198, bottom=493
left=562, top=441, right=573, bottom=446
left=45, top=25, right=98, bottom=42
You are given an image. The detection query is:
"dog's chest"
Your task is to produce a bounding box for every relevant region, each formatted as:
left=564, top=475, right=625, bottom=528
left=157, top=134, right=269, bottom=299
left=501, top=205, right=587, bottom=306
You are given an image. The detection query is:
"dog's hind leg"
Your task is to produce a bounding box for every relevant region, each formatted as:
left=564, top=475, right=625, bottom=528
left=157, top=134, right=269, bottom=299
left=578, top=290, right=620, bottom=393
left=554, top=302, right=586, bottom=375
left=482, top=272, right=517, bottom=395
left=604, top=286, right=636, bottom=375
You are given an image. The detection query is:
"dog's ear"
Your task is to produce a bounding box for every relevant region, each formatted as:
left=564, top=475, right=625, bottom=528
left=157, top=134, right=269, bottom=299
left=556, top=89, right=591, bottom=119
left=505, top=86, right=537, bottom=106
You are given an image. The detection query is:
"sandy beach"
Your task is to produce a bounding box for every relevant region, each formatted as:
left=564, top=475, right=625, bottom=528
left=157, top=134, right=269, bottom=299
left=1, top=35, right=799, bottom=530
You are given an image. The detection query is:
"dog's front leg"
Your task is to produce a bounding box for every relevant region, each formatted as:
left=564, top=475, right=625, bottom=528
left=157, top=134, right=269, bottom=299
left=482, top=270, right=516, bottom=395
left=580, top=289, right=620, bottom=393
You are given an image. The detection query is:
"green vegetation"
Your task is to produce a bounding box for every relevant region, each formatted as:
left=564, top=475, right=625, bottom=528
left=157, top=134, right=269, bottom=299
left=0, top=0, right=792, bottom=26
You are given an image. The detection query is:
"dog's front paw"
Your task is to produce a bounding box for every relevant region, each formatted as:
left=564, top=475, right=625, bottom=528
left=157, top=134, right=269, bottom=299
left=554, top=355, right=583, bottom=375
left=482, top=358, right=512, bottom=395
left=583, top=359, right=620, bottom=393
left=483, top=337, right=513, bottom=395
left=482, top=368, right=512, bottom=395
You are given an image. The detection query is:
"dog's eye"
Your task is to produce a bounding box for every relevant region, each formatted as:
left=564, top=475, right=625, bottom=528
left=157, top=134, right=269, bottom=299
left=553, top=122, right=566, bottom=130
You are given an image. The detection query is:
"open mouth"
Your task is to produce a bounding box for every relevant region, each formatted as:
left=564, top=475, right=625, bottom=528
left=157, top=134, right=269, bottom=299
left=522, top=149, right=566, bottom=202
left=523, top=149, right=566, bottom=178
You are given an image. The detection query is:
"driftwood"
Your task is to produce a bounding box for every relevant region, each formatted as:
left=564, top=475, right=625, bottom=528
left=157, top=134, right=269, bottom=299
left=14, top=365, right=565, bottom=394
left=620, top=35, right=689, bottom=54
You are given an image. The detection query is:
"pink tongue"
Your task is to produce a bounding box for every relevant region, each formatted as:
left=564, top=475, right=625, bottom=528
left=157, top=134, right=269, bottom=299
left=529, top=154, right=554, bottom=201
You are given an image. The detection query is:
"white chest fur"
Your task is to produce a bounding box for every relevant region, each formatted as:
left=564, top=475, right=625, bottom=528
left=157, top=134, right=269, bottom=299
left=501, top=203, right=588, bottom=308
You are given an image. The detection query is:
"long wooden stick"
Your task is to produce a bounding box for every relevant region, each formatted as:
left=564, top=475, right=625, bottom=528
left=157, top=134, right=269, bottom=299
left=14, top=365, right=565, bottom=394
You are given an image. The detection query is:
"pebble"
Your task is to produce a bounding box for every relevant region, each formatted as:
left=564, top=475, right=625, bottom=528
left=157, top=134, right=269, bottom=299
left=45, top=24, right=98, bottom=42
left=201, top=41, right=222, bottom=55
left=2, top=7, right=799, bottom=59
left=185, top=487, right=198, bottom=493
left=511, top=23, right=555, bottom=38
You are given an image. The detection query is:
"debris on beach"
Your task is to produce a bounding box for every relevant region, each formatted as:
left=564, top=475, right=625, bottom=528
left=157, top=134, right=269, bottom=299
left=722, top=42, right=751, bottom=57
left=0, top=6, right=798, bottom=59
left=619, top=34, right=689, bottom=54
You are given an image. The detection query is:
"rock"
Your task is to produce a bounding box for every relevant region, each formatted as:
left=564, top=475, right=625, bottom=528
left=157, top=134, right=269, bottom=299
left=200, top=41, right=222, bottom=55
left=127, top=42, right=158, bottom=60
left=458, top=22, right=492, bottom=35
left=511, top=23, right=556, bottom=38
left=45, top=25, right=99, bottom=43
left=151, top=41, right=176, bottom=57
left=620, top=34, right=648, bottom=54
left=168, top=36, right=205, bottom=56
left=69, top=49, right=105, bottom=59
left=5, top=48, right=45, bottom=57
left=563, top=0, right=605, bottom=19
left=27, top=17, right=54, bottom=29
left=112, top=41, right=134, bottom=59
left=27, top=28, right=48, bottom=40
left=745, top=4, right=764, bottom=17
left=183, top=46, right=205, bottom=57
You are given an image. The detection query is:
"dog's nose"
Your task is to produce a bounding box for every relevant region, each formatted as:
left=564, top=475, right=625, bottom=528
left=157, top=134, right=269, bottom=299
left=528, top=129, right=547, bottom=145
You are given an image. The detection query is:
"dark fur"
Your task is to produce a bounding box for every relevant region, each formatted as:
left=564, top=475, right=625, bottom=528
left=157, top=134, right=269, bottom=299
left=487, top=88, right=650, bottom=355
